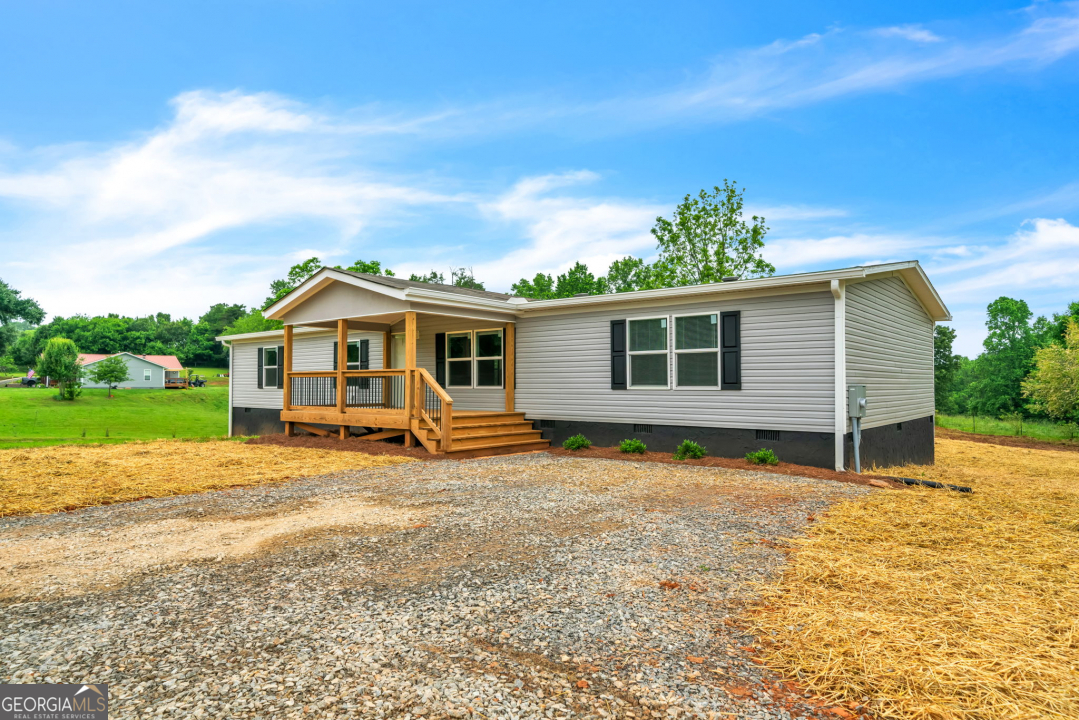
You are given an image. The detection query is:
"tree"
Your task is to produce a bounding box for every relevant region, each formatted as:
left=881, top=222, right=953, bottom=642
left=512, top=262, right=606, bottom=299
left=512, top=273, right=557, bottom=299
left=0, top=279, right=45, bottom=356
left=264, top=257, right=323, bottom=310
left=651, top=181, right=775, bottom=285
left=969, top=297, right=1037, bottom=417
left=1023, top=318, right=1079, bottom=422
left=934, top=325, right=961, bottom=413
left=410, top=270, right=446, bottom=284
left=1034, top=300, right=1079, bottom=347
left=450, top=268, right=485, bottom=291
left=87, top=354, right=131, bottom=398
left=339, top=259, right=395, bottom=276
left=38, top=337, right=82, bottom=400
left=601, top=256, right=672, bottom=293
left=222, top=310, right=283, bottom=336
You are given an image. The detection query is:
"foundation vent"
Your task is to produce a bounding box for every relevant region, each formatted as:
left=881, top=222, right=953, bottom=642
left=539, top=419, right=556, bottom=429
left=755, top=429, right=781, bottom=442
left=633, top=424, right=654, bottom=433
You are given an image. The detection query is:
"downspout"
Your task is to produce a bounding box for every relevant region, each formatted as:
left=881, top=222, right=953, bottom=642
left=831, top=279, right=846, bottom=471
left=226, top=340, right=234, bottom=438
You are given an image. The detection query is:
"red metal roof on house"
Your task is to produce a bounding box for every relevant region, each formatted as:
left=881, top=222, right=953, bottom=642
left=78, top=353, right=184, bottom=370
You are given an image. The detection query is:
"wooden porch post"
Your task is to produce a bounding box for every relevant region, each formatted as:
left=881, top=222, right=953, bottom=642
left=382, top=330, right=392, bottom=409
left=403, top=311, right=417, bottom=447
left=337, top=318, right=349, bottom=438
left=283, top=324, right=294, bottom=436
left=505, top=322, right=515, bottom=412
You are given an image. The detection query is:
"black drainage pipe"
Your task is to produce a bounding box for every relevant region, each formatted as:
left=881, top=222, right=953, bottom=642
left=886, top=476, right=973, bottom=494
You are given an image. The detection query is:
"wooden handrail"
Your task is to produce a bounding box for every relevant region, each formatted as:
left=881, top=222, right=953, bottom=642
left=416, top=367, right=453, bottom=404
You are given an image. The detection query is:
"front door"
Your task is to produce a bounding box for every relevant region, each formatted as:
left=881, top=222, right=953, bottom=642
left=390, top=333, right=406, bottom=369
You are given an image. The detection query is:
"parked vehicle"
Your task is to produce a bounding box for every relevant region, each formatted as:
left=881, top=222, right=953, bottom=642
left=188, top=375, right=207, bottom=388
left=20, top=376, right=40, bottom=387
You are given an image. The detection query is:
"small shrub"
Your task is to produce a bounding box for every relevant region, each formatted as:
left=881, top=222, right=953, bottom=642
left=745, top=448, right=779, bottom=465
left=562, top=434, right=592, bottom=451
left=619, top=438, right=647, bottom=454
left=673, top=439, right=706, bottom=460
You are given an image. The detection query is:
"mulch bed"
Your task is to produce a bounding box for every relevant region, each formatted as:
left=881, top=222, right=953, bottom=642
left=546, top=445, right=904, bottom=489
left=249, top=433, right=906, bottom=489
left=246, top=433, right=449, bottom=461
left=937, top=426, right=1079, bottom=454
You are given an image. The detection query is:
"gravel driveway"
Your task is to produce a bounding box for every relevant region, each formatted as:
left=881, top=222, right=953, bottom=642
left=0, top=454, right=871, bottom=719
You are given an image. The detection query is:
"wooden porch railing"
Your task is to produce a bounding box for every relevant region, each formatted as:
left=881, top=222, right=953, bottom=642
left=284, top=368, right=454, bottom=451
left=415, top=367, right=454, bottom=452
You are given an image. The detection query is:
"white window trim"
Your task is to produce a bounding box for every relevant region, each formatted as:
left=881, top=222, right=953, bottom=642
left=473, top=327, right=504, bottom=390
left=627, top=315, right=671, bottom=390
left=344, top=340, right=361, bottom=370
left=672, top=311, right=720, bottom=390
left=261, top=346, right=279, bottom=389
left=446, top=331, right=474, bottom=389
left=143, top=368, right=152, bottom=381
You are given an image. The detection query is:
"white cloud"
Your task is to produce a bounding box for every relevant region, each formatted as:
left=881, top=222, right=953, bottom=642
left=579, top=3, right=1079, bottom=128
left=465, top=172, right=664, bottom=287
left=763, top=232, right=933, bottom=268
left=874, top=25, right=944, bottom=43
left=0, top=90, right=467, bottom=318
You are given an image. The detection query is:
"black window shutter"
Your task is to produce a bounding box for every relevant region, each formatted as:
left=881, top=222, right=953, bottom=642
left=359, top=339, right=370, bottom=369
left=332, top=341, right=338, bottom=371
left=720, top=311, right=741, bottom=390
left=611, top=319, right=627, bottom=390
left=257, top=347, right=264, bottom=389
left=277, top=345, right=284, bottom=389
left=435, top=332, right=446, bottom=386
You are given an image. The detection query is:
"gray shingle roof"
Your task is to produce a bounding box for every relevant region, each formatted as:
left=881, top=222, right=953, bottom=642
left=333, top=269, right=513, bottom=301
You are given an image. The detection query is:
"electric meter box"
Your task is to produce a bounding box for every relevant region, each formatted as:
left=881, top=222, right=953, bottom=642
left=848, top=384, right=867, bottom=418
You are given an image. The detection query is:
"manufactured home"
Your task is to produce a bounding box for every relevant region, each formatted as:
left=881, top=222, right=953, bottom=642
left=217, top=262, right=949, bottom=470
left=80, top=353, right=186, bottom=389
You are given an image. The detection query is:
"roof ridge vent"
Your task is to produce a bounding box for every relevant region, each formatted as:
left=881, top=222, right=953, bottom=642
left=721, top=276, right=741, bottom=283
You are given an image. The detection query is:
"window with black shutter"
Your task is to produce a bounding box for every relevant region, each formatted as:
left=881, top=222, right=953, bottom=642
left=435, top=333, right=446, bottom=386
left=610, top=319, right=627, bottom=390
left=276, top=344, right=284, bottom=389
left=720, top=311, right=741, bottom=390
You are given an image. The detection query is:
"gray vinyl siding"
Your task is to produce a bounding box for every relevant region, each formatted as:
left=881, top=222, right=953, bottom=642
left=413, top=315, right=506, bottom=412
left=515, top=290, right=835, bottom=432
left=845, top=276, right=934, bottom=430
left=82, top=355, right=166, bottom=389
left=230, top=331, right=384, bottom=410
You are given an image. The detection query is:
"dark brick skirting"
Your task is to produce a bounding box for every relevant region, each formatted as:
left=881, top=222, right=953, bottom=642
left=844, top=414, right=935, bottom=470
left=533, top=419, right=836, bottom=469
left=232, top=407, right=287, bottom=436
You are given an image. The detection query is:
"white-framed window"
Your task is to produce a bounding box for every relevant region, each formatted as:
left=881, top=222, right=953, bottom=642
left=674, top=313, right=719, bottom=388
left=445, top=329, right=504, bottom=389
left=628, top=316, right=669, bottom=388
left=474, top=328, right=503, bottom=388
left=262, top=346, right=279, bottom=388
left=143, top=369, right=152, bottom=381
left=446, top=331, right=472, bottom=388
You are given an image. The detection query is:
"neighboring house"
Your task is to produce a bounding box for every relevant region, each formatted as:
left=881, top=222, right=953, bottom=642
left=217, top=261, right=949, bottom=470
left=80, top=353, right=186, bottom=389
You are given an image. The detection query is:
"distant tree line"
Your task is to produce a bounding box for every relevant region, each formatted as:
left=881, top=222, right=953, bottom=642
left=935, top=298, right=1079, bottom=424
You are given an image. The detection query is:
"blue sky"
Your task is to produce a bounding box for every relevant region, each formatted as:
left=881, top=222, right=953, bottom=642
left=1, top=1, right=1078, bottom=355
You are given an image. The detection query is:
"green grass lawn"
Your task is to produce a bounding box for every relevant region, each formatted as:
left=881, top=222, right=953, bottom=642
left=0, top=385, right=229, bottom=448
left=937, top=413, right=1079, bottom=443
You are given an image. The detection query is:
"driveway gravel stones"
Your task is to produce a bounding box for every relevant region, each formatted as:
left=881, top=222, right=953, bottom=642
left=0, top=453, right=872, bottom=719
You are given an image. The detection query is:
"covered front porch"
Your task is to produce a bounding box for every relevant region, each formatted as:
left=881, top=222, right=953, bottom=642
left=278, top=310, right=543, bottom=456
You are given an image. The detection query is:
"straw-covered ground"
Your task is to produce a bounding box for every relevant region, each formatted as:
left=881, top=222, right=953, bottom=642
left=0, top=440, right=414, bottom=516
left=748, top=437, right=1079, bottom=720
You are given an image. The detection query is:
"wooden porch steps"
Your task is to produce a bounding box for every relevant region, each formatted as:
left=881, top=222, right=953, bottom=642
left=414, top=411, right=550, bottom=458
